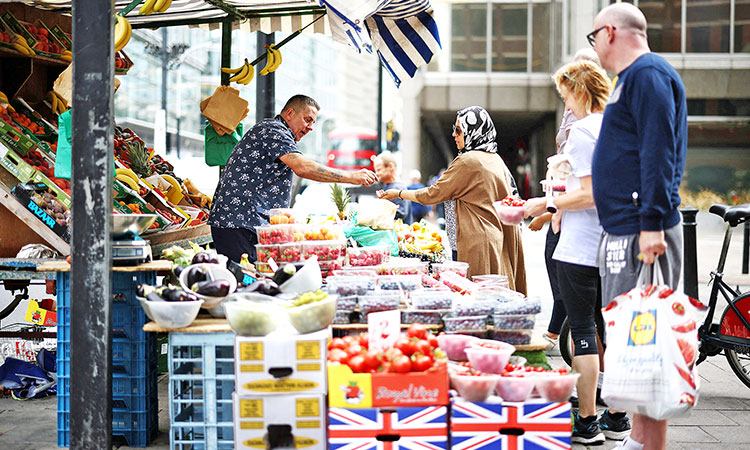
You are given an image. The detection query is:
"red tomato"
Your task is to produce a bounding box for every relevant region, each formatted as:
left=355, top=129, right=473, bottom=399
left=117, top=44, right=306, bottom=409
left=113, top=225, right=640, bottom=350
left=363, top=350, right=382, bottom=370
left=427, top=334, right=439, bottom=349
left=407, top=323, right=428, bottom=340
left=392, top=355, right=412, bottom=373
left=328, top=348, right=349, bottom=364
left=412, top=355, right=433, bottom=372
left=348, top=355, right=367, bottom=373
left=357, top=333, right=369, bottom=349
left=415, top=340, right=432, bottom=356
left=346, top=343, right=363, bottom=358
left=329, top=337, right=347, bottom=350
left=395, top=338, right=416, bottom=356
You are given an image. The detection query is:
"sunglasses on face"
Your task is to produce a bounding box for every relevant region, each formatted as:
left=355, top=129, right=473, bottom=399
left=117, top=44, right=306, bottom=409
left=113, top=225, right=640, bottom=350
left=452, top=124, right=462, bottom=135
left=586, top=25, right=615, bottom=47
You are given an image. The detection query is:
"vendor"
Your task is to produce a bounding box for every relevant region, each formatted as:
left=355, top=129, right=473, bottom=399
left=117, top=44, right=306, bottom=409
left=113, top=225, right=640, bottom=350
left=377, top=106, right=526, bottom=293
left=209, top=95, right=378, bottom=263
left=373, top=152, right=411, bottom=224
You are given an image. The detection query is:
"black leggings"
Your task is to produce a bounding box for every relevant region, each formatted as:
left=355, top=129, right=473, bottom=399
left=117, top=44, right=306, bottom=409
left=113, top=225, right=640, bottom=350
left=556, top=261, right=603, bottom=356
left=545, top=227, right=567, bottom=335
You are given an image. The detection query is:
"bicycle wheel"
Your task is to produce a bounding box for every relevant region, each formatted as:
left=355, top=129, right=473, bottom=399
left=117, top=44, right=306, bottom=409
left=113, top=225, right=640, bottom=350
left=559, top=318, right=573, bottom=367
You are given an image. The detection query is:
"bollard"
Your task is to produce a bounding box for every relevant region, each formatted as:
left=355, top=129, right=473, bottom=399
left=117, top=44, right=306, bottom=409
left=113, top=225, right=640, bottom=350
left=743, top=220, right=749, bottom=274
left=680, top=207, right=699, bottom=299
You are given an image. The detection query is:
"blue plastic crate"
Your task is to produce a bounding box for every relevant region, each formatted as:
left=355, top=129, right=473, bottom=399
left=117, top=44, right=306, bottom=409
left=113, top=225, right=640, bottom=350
left=57, top=335, right=157, bottom=380
left=58, top=408, right=158, bottom=447
left=168, top=332, right=235, bottom=450
left=56, top=271, right=156, bottom=308
left=58, top=373, right=157, bottom=419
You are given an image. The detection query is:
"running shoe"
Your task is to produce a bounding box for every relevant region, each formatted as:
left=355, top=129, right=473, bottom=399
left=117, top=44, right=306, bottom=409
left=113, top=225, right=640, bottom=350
left=572, top=411, right=605, bottom=445
left=599, top=409, right=632, bottom=440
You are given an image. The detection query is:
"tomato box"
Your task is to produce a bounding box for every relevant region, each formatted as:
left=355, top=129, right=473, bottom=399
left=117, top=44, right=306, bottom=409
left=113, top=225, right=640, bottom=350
left=234, top=329, right=328, bottom=396
left=329, top=405, right=448, bottom=447
left=327, top=362, right=449, bottom=409
left=0, top=118, right=37, bottom=156
left=449, top=398, right=572, bottom=450
left=50, top=24, right=71, bottom=50
left=11, top=98, right=58, bottom=138
left=233, top=393, right=326, bottom=450
left=0, top=145, right=36, bottom=182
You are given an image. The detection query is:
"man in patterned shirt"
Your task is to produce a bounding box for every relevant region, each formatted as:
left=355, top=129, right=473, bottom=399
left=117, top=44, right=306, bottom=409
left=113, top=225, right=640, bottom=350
left=209, top=94, right=378, bottom=263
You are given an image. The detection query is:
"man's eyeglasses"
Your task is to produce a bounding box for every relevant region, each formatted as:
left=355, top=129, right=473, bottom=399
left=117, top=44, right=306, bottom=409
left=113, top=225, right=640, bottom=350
left=452, top=124, right=462, bottom=135
left=586, top=25, right=614, bottom=47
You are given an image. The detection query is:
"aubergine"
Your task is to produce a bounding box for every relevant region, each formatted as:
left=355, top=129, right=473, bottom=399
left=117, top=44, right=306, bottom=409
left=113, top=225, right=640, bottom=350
left=238, top=279, right=280, bottom=296
left=191, top=279, right=231, bottom=297
left=161, top=288, right=200, bottom=302
left=271, top=263, right=297, bottom=286
left=136, top=284, right=156, bottom=298
left=186, top=265, right=209, bottom=287
left=146, top=292, right=166, bottom=302
left=172, top=265, right=185, bottom=278
left=192, top=251, right=220, bottom=265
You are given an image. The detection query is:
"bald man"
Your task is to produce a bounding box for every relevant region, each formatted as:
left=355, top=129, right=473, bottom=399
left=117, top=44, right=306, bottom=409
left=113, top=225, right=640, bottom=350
left=590, top=4, right=687, bottom=450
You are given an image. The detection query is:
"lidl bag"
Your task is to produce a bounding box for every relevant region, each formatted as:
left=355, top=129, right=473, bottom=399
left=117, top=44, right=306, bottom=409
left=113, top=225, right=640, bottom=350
left=601, top=262, right=705, bottom=420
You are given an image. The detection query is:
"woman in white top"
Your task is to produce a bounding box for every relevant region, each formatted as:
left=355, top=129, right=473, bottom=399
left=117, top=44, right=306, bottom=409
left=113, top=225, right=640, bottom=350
left=524, top=60, right=615, bottom=445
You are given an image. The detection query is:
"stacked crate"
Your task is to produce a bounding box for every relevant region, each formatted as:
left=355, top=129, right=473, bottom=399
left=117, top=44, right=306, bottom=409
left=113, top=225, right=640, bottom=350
left=168, top=331, right=235, bottom=449
left=56, top=271, right=159, bottom=447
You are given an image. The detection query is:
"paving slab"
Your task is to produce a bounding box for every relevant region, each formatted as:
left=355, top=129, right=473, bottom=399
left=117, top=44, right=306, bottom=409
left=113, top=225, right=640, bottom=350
left=667, top=425, right=720, bottom=443
left=669, top=409, right=734, bottom=426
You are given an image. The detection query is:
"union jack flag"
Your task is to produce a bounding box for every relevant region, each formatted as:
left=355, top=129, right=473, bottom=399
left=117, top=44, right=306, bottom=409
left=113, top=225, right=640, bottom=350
left=329, top=405, right=448, bottom=450
left=450, top=400, right=572, bottom=450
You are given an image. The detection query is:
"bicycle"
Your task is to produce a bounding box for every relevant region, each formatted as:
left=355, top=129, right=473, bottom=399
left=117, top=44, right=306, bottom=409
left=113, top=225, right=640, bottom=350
left=696, top=203, right=750, bottom=387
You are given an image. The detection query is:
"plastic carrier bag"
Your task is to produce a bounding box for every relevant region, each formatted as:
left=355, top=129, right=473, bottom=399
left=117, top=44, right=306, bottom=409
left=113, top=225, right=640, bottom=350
left=356, top=197, right=398, bottom=230
left=344, top=220, right=399, bottom=256
left=204, top=121, right=243, bottom=167
left=600, top=261, right=706, bottom=420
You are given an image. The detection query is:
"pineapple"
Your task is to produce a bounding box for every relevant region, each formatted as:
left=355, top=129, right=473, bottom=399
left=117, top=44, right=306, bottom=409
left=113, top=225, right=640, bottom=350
left=330, top=183, right=350, bottom=221
left=125, top=140, right=153, bottom=178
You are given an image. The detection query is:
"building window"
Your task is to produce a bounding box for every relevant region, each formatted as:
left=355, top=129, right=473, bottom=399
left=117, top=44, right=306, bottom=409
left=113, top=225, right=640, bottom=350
left=686, top=0, right=730, bottom=53
left=532, top=3, right=551, bottom=73
left=451, top=4, right=488, bottom=71
left=735, top=1, right=750, bottom=52
left=640, top=0, right=682, bottom=53
left=491, top=4, right=528, bottom=72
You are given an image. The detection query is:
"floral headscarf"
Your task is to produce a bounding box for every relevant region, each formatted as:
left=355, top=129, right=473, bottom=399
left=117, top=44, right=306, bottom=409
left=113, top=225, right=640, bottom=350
left=456, top=106, right=498, bottom=154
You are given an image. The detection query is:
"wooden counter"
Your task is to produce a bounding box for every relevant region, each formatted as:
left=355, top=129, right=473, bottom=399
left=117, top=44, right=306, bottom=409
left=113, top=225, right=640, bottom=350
left=37, top=259, right=173, bottom=272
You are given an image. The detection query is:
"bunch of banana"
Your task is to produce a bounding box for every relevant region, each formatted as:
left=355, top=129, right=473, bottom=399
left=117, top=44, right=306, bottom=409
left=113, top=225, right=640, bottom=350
left=60, top=50, right=72, bottom=63
left=115, top=167, right=140, bottom=191
left=221, top=58, right=254, bottom=85
left=139, top=0, right=172, bottom=15
left=11, top=34, right=35, bottom=56
left=183, top=178, right=211, bottom=209
left=259, top=44, right=282, bottom=76
left=114, top=14, right=131, bottom=53
left=46, top=91, right=69, bottom=115
left=0, top=91, right=13, bottom=113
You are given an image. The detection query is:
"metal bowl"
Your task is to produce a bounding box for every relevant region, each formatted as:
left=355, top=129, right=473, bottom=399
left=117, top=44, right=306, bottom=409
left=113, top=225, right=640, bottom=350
left=112, top=214, right=159, bottom=235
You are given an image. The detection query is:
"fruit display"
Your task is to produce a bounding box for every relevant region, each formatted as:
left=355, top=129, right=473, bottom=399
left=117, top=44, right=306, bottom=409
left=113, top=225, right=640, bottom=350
left=358, top=291, right=401, bottom=314
left=179, top=263, right=237, bottom=309
left=336, top=295, right=358, bottom=310
left=439, top=271, right=478, bottom=294
left=436, top=333, right=479, bottom=361
left=138, top=0, right=174, bottom=15
left=333, top=310, right=360, bottom=325
left=401, top=310, right=442, bottom=325
left=332, top=268, right=378, bottom=277
left=472, top=274, right=510, bottom=289
left=376, top=258, right=429, bottom=275
left=449, top=370, right=500, bottom=403
left=278, top=243, right=302, bottom=262
left=287, top=290, right=336, bottom=334
left=31, top=189, right=70, bottom=227
left=256, top=244, right=280, bottom=263
left=490, top=329, right=532, bottom=345
left=453, top=297, right=496, bottom=317
left=136, top=284, right=203, bottom=329
left=495, top=372, right=536, bottom=402
left=326, top=275, right=375, bottom=296
left=256, top=225, right=295, bottom=244
left=432, top=261, right=469, bottom=279
left=395, top=221, right=445, bottom=261
left=327, top=325, right=445, bottom=374
left=494, top=196, right=526, bottom=225
left=443, top=315, right=488, bottom=333
left=304, top=223, right=343, bottom=241
left=534, top=372, right=580, bottom=402
left=302, top=240, right=345, bottom=261
left=493, top=297, right=541, bottom=315
left=319, top=259, right=343, bottom=277
left=346, top=245, right=389, bottom=266
left=409, top=289, right=454, bottom=310
left=22, top=21, right=66, bottom=57
left=223, top=294, right=284, bottom=337
left=376, top=275, right=422, bottom=291
left=492, top=314, right=535, bottom=330
left=421, top=274, right=444, bottom=289
left=465, top=340, right=515, bottom=374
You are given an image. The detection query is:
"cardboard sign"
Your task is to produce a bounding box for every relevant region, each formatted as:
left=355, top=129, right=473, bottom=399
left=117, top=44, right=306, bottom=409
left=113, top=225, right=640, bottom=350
left=367, top=309, right=400, bottom=352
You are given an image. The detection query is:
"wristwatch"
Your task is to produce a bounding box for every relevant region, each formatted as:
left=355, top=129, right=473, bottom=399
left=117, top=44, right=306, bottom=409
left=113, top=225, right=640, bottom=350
left=398, top=190, right=403, bottom=200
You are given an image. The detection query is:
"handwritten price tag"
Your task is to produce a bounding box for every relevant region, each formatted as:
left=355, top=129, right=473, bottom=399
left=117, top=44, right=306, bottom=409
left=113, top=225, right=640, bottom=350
left=368, top=310, right=401, bottom=352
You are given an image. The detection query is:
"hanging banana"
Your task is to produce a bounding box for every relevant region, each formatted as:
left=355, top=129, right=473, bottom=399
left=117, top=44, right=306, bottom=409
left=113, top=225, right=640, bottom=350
left=139, top=0, right=158, bottom=15
left=228, top=59, right=256, bottom=85
left=114, top=14, right=131, bottom=52
left=259, top=45, right=277, bottom=76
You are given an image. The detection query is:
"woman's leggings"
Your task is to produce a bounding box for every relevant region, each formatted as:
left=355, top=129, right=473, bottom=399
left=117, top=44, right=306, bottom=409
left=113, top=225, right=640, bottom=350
left=556, top=261, right=603, bottom=356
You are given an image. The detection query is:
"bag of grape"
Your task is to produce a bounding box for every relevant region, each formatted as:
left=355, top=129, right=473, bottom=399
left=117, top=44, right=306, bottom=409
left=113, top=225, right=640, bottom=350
left=600, top=261, right=706, bottom=420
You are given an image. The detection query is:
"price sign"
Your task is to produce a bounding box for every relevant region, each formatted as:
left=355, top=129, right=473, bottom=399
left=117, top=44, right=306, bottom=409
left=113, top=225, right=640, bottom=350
left=367, top=310, right=401, bottom=352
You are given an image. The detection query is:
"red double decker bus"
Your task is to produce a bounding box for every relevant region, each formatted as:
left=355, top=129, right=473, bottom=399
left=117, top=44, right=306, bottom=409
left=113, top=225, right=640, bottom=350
left=326, top=127, right=379, bottom=171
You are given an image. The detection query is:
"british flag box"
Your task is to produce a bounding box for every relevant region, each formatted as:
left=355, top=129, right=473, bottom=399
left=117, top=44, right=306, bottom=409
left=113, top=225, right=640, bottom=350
left=450, top=398, right=572, bottom=450
left=329, top=405, right=449, bottom=449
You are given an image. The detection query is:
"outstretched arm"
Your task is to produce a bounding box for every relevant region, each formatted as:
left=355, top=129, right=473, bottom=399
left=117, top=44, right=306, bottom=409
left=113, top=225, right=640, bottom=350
left=279, top=152, right=378, bottom=185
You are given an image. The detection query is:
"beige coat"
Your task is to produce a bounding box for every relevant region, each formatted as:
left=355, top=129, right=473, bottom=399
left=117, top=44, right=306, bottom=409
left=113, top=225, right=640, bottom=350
left=415, top=151, right=527, bottom=294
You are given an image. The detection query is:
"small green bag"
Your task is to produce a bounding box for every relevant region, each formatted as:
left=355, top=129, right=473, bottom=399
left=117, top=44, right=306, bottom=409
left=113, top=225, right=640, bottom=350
left=205, top=122, right=243, bottom=167
left=54, top=110, right=72, bottom=179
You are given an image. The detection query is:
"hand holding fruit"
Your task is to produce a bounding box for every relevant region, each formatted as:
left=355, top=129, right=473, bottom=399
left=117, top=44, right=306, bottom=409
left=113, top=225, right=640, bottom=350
left=521, top=197, right=547, bottom=218
left=351, top=169, right=378, bottom=186
left=376, top=189, right=398, bottom=201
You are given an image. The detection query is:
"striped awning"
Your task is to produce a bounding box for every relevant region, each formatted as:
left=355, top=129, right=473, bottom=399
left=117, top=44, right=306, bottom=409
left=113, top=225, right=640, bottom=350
left=320, top=0, right=441, bottom=87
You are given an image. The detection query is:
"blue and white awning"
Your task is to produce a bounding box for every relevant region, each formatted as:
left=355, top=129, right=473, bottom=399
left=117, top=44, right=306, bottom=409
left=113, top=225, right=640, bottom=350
left=320, top=0, right=442, bottom=87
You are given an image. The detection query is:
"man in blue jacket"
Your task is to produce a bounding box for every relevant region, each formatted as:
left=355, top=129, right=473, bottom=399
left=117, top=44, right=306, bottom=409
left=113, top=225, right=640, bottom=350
left=590, top=3, right=687, bottom=450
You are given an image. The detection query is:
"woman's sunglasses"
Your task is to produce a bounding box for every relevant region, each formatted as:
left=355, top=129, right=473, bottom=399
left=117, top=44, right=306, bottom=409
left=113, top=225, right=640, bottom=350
left=452, top=124, right=462, bottom=135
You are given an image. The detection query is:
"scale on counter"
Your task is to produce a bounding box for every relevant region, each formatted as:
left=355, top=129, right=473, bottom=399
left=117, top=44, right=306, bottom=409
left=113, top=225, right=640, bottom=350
left=111, top=214, right=158, bottom=265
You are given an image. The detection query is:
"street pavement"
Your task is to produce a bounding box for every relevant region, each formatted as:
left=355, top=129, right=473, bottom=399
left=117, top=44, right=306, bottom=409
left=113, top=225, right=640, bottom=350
left=0, top=212, right=748, bottom=449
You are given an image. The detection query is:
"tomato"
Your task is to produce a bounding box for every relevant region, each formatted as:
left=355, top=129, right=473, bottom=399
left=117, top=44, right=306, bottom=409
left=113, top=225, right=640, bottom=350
left=363, top=350, right=382, bottom=370
left=328, top=348, right=349, bottom=364
left=329, top=337, right=347, bottom=351
left=392, top=355, right=412, bottom=373
left=342, top=335, right=355, bottom=345
left=356, top=333, right=369, bottom=349
left=346, top=343, right=363, bottom=358
left=427, top=334, right=439, bottom=349
left=407, top=323, right=427, bottom=340
left=415, top=340, right=432, bottom=356
left=412, top=355, right=433, bottom=372
left=395, top=337, right=417, bottom=356
left=348, top=355, right=367, bottom=373
left=672, top=302, right=686, bottom=316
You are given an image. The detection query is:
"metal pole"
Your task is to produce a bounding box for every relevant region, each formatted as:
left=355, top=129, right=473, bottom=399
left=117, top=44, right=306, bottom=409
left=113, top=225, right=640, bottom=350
left=161, top=27, right=170, bottom=153
left=743, top=220, right=749, bottom=274
left=220, top=19, right=232, bottom=86
left=256, top=32, right=275, bottom=121
left=376, top=63, right=383, bottom=153
left=680, top=207, right=699, bottom=299
left=71, top=0, right=114, bottom=447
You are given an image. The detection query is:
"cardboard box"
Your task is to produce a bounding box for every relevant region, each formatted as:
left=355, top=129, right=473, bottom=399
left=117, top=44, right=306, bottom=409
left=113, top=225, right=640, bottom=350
left=11, top=183, right=70, bottom=242
left=30, top=170, right=71, bottom=209
left=233, top=393, right=326, bottom=449
left=449, top=398, right=572, bottom=450
left=328, top=405, right=448, bottom=447
left=234, top=329, right=328, bottom=396
left=327, top=362, right=449, bottom=409
left=25, top=299, right=56, bottom=326
left=0, top=119, right=37, bottom=156
left=0, top=144, right=36, bottom=182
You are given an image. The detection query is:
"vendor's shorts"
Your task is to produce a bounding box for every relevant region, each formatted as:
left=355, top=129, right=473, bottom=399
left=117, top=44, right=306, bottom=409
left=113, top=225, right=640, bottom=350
left=598, top=224, right=682, bottom=307
left=210, top=226, right=258, bottom=263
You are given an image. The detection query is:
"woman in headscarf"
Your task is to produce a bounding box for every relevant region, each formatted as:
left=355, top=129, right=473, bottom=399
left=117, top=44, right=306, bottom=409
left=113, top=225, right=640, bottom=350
left=377, top=106, right=526, bottom=294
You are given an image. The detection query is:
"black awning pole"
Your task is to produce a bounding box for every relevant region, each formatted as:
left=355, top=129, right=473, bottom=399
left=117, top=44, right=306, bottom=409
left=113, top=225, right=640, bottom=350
left=70, top=0, right=115, bottom=447
left=256, top=31, right=275, bottom=121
